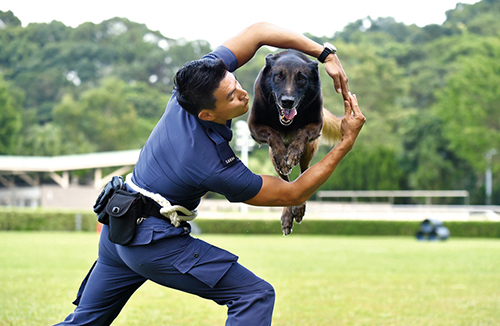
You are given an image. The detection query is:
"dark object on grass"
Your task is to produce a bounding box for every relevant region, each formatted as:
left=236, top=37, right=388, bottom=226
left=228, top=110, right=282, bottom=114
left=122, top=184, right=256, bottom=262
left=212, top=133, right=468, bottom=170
left=416, top=219, right=450, bottom=241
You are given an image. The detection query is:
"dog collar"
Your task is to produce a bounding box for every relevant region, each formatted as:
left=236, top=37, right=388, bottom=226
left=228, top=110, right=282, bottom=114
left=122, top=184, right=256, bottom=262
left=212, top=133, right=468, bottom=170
left=318, top=42, right=337, bottom=63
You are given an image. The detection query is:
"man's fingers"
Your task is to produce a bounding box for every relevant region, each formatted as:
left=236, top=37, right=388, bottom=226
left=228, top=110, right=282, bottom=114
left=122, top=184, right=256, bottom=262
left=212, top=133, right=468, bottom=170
left=344, top=99, right=352, bottom=117
left=333, top=76, right=342, bottom=94
left=325, top=56, right=349, bottom=96
left=334, top=74, right=349, bottom=98
left=350, top=93, right=364, bottom=117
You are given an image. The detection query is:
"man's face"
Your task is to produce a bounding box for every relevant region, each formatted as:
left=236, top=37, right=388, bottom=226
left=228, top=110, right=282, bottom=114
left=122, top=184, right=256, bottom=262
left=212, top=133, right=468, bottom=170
left=208, top=72, right=249, bottom=124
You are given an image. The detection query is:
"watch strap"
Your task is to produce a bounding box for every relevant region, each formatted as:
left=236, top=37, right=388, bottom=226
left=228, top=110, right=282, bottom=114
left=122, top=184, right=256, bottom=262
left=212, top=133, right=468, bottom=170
left=318, top=43, right=336, bottom=63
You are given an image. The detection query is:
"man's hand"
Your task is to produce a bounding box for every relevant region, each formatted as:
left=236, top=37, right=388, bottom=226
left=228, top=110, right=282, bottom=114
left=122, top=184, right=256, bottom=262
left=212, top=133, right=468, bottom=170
left=324, top=54, right=350, bottom=100
left=340, top=92, right=366, bottom=145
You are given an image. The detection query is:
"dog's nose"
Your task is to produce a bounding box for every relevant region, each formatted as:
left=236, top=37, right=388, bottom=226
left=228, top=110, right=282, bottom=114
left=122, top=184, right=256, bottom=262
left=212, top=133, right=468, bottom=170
left=280, top=95, right=295, bottom=109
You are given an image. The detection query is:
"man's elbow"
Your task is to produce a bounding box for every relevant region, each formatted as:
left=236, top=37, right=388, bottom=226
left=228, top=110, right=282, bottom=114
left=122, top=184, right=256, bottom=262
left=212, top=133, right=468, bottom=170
left=281, top=191, right=308, bottom=207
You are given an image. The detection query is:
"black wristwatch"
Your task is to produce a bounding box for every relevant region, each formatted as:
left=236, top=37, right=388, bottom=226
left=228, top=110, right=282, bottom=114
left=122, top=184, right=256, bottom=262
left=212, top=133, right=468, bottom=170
left=318, top=42, right=337, bottom=63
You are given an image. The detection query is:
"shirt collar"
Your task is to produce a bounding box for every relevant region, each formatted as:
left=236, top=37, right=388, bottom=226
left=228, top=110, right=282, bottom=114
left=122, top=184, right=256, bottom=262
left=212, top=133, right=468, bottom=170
left=198, top=118, right=233, bottom=141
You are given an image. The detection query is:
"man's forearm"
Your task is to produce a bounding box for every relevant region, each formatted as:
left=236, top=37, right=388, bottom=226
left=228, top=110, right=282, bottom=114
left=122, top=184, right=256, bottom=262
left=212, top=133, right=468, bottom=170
left=246, top=138, right=353, bottom=207
left=223, top=22, right=348, bottom=96
left=223, top=22, right=324, bottom=68
left=290, top=138, right=353, bottom=204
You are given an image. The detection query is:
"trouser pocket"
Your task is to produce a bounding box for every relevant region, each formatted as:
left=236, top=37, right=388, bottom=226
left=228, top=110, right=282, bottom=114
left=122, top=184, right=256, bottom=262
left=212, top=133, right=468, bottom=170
left=173, top=238, right=238, bottom=288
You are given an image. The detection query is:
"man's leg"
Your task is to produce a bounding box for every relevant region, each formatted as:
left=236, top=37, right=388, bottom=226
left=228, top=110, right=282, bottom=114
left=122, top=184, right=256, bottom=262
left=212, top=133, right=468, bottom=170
left=117, top=235, right=275, bottom=326
left=54, top=226, right=146, bottom=326
left=209, top=262, right=275, bottom=326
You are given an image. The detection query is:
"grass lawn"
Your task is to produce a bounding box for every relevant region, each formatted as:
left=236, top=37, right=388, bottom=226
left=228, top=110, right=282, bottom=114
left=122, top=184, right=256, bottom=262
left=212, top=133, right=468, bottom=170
left=0, top=231, right=499, bottom=325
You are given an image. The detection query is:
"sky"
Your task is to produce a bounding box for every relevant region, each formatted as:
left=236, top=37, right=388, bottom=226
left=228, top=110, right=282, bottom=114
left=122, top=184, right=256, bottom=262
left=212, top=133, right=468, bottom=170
left=1, top=0, right=480, bottom=47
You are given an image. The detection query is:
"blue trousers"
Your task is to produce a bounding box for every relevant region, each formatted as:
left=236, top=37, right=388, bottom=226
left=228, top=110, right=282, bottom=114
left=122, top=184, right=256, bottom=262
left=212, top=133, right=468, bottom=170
left=55, top=221, right=275, bottom=325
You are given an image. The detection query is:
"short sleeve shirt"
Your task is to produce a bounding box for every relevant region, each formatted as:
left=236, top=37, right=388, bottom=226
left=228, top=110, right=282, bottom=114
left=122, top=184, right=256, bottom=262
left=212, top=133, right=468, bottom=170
left=131, top=46, right=263, bottom=211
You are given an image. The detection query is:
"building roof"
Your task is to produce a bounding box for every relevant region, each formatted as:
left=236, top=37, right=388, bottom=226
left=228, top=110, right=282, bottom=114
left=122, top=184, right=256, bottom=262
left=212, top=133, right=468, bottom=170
left=0, top=149, right=141, bottom=173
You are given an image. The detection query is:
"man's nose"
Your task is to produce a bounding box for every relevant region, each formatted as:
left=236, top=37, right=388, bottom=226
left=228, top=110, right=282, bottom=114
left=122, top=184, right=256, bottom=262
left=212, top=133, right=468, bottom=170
left=239, top=88, right=248, bottom=99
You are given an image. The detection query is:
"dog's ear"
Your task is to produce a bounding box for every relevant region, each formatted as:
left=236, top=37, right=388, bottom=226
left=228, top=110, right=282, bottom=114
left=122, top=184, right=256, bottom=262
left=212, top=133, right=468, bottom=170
left=265, top=53, right=277, bottom=68
left=308, top=61, right=320, bottom=79
left=263, top=53, right=277, bottom=77
left=308, top=60, right=319, bottom=72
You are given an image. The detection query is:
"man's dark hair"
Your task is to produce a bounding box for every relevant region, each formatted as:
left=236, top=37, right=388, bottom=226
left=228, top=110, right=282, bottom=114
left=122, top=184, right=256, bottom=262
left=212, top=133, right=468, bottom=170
left=174, top=59, right=228, bottom=116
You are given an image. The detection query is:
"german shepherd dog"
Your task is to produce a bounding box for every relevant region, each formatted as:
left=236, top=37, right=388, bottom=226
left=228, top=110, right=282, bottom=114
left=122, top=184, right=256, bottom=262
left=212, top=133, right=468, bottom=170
left=248, top=50, right=342, bottom=235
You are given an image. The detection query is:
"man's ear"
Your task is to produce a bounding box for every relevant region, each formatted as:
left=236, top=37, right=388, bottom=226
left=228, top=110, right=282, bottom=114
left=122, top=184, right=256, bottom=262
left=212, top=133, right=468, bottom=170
left=198, top=109, right=216, bottom=121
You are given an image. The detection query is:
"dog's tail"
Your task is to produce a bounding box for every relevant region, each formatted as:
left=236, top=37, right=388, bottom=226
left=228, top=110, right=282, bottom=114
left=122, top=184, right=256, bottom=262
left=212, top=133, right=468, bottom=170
left=321, top=108, right=342, bottom=146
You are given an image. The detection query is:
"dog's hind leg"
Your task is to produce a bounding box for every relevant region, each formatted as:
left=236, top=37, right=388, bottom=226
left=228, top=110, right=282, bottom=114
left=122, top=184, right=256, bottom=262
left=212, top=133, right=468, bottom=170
left=280, top=125, right=322, bottom=233
left=268, top=166, right=296, bottom=235
left=281, top=206, right=297, bottom=236
left=279, top=139, right=319, bottom=235
left=292, top=139, right=320, bottom=225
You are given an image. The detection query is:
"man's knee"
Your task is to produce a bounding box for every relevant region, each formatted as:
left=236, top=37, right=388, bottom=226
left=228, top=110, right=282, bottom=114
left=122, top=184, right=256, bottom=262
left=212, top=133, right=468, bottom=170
left=258, top=279, right=275, bottom=305
left=240, top=278, right=275, bottom=313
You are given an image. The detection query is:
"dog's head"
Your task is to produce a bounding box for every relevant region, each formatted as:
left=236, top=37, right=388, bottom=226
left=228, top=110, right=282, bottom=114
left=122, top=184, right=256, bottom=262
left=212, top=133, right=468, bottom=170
left=263, top=51, right=320, bottom=126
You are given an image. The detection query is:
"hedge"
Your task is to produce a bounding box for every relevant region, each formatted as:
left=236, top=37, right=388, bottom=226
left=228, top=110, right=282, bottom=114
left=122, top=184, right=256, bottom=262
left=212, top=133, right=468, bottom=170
left=195, top=219, right=500, bottom=238
left=0, top=208, right=96, bottom=231
left=0, top=208, right=499, bottom=237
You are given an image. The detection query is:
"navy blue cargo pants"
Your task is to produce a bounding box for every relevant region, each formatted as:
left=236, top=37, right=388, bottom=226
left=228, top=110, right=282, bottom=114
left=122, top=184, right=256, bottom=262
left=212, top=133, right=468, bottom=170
left=54, top=220, right=275, bottom=325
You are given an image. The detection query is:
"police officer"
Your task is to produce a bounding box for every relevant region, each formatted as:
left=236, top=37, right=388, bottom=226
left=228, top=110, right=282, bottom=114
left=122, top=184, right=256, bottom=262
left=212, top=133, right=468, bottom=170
left=54, top=22, right=365, bottom=326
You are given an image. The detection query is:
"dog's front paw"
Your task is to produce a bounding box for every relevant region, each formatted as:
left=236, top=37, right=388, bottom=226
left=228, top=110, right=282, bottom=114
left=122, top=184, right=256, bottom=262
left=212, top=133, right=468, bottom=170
left=272, top=153, right=292, bottom=176
left=285, top=150, right=303, bottom=172
left=286, top=139, right=306, bottom=165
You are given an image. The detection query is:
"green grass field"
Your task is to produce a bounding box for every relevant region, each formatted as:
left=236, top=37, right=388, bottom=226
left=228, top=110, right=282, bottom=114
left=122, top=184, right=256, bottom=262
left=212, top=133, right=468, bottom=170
left=1, top=232, right=499, bottom=326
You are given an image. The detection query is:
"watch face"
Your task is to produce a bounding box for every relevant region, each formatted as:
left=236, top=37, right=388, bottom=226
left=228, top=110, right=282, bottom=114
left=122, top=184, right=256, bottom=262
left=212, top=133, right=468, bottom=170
left=325, top=43, right=337, bottom=53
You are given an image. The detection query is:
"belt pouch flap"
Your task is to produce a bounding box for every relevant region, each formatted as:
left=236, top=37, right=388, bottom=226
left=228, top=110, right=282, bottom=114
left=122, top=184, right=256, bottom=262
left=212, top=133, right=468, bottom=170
left=106, top=190, right=143, bottom=245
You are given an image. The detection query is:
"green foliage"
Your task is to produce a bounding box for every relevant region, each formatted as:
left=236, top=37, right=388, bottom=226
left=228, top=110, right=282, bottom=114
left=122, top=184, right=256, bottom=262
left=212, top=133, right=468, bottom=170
left=433, top=37, right=500, bottom=172
left=313, top=144, right=406, bottom=192
left=0, top=10, right=21, bottom=27
left=197, top=219, right=500, bottom=238
left=399, top=110, right=477, bottom=191
left=54, top=77, right=141, bottom=151
left=0, top=75, right=22, bottom=154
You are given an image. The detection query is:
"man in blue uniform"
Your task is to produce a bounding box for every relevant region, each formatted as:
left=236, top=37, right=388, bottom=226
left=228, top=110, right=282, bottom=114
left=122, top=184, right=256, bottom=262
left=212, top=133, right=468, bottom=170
left=55, top=22, right=365, bottom=325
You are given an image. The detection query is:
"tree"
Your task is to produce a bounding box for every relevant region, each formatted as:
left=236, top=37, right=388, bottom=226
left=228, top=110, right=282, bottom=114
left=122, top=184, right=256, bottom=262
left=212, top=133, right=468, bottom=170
left=0, top=76, right=22, bottom=154
left=16, top=123, right=89, bottom=156
left=313, top=144, right=406, bottom=194
left=321, top=41, right=409, bottom=153
left=399, top=111, right=476, bottom=194
left=0, top=10, right=21, bottom=28
left=444, top=0, right=500, bottom=37
left=433, top=37, right=500, bottom=173
left=53, top=77, right=141, bottom=153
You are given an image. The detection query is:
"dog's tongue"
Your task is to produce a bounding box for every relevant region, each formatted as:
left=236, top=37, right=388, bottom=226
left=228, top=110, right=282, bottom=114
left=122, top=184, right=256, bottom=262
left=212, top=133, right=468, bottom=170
left=284, top=108, right=297, bottom=120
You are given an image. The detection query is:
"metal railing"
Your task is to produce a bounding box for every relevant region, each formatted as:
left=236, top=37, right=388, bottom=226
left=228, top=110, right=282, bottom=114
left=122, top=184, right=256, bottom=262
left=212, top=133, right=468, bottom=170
left=316, top=190, right=470, bottom=205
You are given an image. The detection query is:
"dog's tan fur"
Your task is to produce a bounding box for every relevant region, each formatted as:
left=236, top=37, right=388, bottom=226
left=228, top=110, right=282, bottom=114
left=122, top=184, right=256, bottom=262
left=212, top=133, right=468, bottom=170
left=321, top=108, right=342, bottom=146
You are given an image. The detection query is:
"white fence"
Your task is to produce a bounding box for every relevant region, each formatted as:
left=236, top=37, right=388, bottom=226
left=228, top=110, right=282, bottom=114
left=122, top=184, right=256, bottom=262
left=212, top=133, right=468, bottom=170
left=316, top=190, right=470, bottom=205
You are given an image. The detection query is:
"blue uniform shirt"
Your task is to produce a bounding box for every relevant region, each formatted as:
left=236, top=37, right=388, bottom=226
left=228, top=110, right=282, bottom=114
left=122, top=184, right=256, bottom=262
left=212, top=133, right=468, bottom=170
left=131, top=46, right=263, bottom=212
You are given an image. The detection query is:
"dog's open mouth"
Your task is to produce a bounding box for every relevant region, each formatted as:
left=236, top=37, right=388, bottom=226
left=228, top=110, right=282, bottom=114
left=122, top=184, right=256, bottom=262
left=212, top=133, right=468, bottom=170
left=278, top=107, right=297, bottom=126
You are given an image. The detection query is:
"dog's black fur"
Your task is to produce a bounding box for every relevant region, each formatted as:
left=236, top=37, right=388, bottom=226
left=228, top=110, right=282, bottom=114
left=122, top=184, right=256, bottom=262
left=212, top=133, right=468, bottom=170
left=248, top=50, right=341, bottom=235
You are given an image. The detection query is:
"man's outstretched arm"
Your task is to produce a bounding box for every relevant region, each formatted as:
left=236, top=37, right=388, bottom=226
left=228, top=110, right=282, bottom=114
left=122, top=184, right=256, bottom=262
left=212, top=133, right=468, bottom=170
left=222, top=22, right=349, bottom=98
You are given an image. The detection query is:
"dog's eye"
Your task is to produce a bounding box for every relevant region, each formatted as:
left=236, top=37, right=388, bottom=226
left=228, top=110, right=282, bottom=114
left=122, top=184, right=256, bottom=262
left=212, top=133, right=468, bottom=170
left=297, top=73, right=307, bottom=82
left=274, top=72, right=284, bottom=81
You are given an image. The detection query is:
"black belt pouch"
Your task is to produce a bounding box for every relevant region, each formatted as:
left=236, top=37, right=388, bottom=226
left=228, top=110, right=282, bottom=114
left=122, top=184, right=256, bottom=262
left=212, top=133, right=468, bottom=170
left=105, top=190, right=145, bottom=245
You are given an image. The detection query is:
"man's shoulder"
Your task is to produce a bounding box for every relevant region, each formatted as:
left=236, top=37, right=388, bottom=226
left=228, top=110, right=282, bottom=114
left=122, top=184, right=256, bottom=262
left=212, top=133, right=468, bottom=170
left=202, top=46, right=239, bottom=72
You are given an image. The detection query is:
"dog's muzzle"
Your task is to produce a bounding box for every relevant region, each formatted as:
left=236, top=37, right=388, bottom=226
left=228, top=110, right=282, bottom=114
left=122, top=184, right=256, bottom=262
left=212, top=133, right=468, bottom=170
left=276, top=95, right=298, bottom=126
